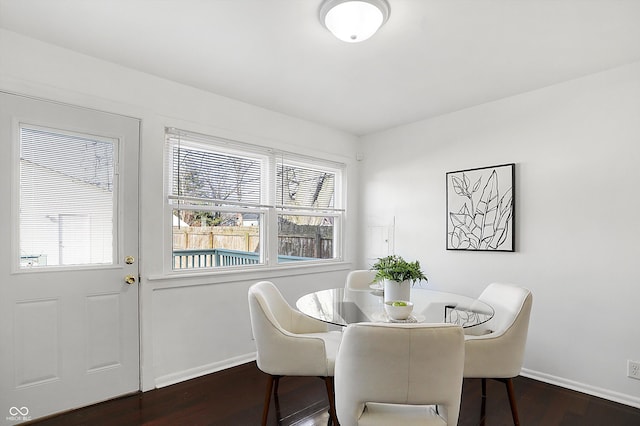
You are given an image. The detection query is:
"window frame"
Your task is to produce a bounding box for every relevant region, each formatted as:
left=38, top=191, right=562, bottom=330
left=164, top=128, right=345, bottom=273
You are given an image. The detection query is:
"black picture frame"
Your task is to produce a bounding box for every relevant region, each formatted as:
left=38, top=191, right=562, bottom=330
left=446, top=163, right=515, bottom=251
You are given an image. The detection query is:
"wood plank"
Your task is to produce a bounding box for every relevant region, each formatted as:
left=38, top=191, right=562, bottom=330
left=29, top=362, right=640, bottom=426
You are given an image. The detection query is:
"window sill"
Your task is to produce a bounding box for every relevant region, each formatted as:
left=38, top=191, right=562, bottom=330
left=146, top=260, right=353, bottom=289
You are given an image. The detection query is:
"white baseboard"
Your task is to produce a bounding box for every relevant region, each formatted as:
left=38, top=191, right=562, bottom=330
left=521, top=368, right=640, bottom=409
left=154, top=352, right=257, bottom=389
left=154, top=359, right=640, bottom=410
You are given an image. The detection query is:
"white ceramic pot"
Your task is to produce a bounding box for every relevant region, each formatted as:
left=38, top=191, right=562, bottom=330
left=383, top=279, right=411, bottom=302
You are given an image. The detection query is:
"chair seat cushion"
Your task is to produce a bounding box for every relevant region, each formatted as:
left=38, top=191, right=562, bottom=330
left=464, top=327, right=493, bottom=336
left=357, top=403, right=447, bottom=426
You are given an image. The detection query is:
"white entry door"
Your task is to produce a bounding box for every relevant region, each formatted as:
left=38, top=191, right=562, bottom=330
left=0, top=92, right=140, bottom=424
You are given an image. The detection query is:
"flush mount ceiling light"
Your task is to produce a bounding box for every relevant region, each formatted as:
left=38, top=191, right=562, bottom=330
left=319, top=0, right=390, bottom=43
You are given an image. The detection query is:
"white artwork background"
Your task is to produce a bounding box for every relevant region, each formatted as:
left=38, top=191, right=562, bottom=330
left=447, top=164, right=514, bottom=251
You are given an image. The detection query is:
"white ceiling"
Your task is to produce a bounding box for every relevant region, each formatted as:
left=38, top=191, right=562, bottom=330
left=1, top=0, right=640, bottom=136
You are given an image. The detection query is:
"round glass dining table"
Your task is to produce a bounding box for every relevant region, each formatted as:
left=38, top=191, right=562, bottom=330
left=296, top=286, right=494, bottom=330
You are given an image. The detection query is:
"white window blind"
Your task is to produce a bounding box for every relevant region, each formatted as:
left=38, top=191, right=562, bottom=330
left=168, top=141, right=262, bottom=207
left=165, top=127, right=345, bottom=270
left=276, top=161, right=336, bottom=211
left=19, top=125, right=116, bottom=268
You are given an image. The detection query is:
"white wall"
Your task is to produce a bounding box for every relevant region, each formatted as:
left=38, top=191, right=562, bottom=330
left=0, top=30, right=357, bottom=391
left=359, top=61, right=640, bottom=407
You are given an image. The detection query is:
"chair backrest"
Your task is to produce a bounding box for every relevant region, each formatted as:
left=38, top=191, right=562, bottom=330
left=345, top=270, right=377, bottom=290
left=335, top=322, right=465, bottom=426
left=249, top=280, right=297, bottom=332
left=464, top=283, right=533, bottom=378
left=248, top=281, right=331, bottom=376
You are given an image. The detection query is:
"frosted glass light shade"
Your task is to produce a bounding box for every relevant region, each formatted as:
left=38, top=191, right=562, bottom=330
left=320, top=0, right=390, bottom=43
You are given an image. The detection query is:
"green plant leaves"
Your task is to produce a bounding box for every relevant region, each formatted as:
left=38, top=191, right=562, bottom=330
left=370, top=255, right=427, bottom=284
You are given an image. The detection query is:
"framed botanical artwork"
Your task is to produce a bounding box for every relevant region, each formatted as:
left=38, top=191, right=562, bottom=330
left=446, top=163, right=515, bottom=251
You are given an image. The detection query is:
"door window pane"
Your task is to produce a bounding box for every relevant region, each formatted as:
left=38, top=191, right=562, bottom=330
left=19, top=126, right=116, bottom=268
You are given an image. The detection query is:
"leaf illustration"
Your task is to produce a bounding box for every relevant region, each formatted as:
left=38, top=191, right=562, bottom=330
left=472, top=177, right=481, bottom=193
left=449, top=227, right=465, bottom=248
left=497, top=187, right=513, bottom=219
left=490, top=215, right=511, bottom=248
left=451, top=176, right=466, bottom=196
left=450, top=204, right=478, bottom=232
left=449, top=226, right=479, bottom=249
left=449, top=212, right=468, bottom=229
left=465, top=228, right=480, bottom=249
left=473, top=170, right=500, bottom=244
left=487, top=188, right=513, bottom=249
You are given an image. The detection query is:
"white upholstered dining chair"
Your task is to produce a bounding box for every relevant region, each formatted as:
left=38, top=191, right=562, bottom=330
left=463, top=283, right=533, bottom=426
left=248, top=281, right=342, bottom=425
left=335, top=322, right=465, bottom=426
left=345, top=270, right=377, bottom=290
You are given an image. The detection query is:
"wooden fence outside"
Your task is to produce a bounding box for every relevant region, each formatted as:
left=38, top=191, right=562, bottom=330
left=173, top=223, right=333, bottom=259
left=173, top=226, right=259, bottom=253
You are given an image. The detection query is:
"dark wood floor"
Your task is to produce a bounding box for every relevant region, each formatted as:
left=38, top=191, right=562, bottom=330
left=29, top=362, right=640, bottom=426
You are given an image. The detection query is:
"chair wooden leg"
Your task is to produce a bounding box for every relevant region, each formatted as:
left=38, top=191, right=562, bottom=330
left=504, top=378, right=520, bottom=426
left=273, top=375, right=282, bottom=422
left=480, top=378, right=487, bottom=426
left=261, top=375, right=281, bottom=426
left=479, top=378, right=520, bottom=426
left=323, top=376, right=339, bottom=426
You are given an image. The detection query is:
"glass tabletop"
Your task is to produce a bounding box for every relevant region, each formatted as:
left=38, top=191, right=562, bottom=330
left=296, top=287, right=494, bottom=329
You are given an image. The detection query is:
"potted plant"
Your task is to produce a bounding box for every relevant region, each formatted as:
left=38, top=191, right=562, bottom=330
left=371, top=255, right=427, bottom=302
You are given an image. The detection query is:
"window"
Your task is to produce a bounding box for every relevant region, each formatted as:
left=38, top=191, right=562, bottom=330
left=166, top=128, right=344, bottom=270
left=19, top=125, right=117, bottom=269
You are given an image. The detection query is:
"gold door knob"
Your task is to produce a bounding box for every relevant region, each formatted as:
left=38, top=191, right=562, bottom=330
left=125, top=256, right=135, bottom=265
left=125, top=275, right=136, bottom=285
